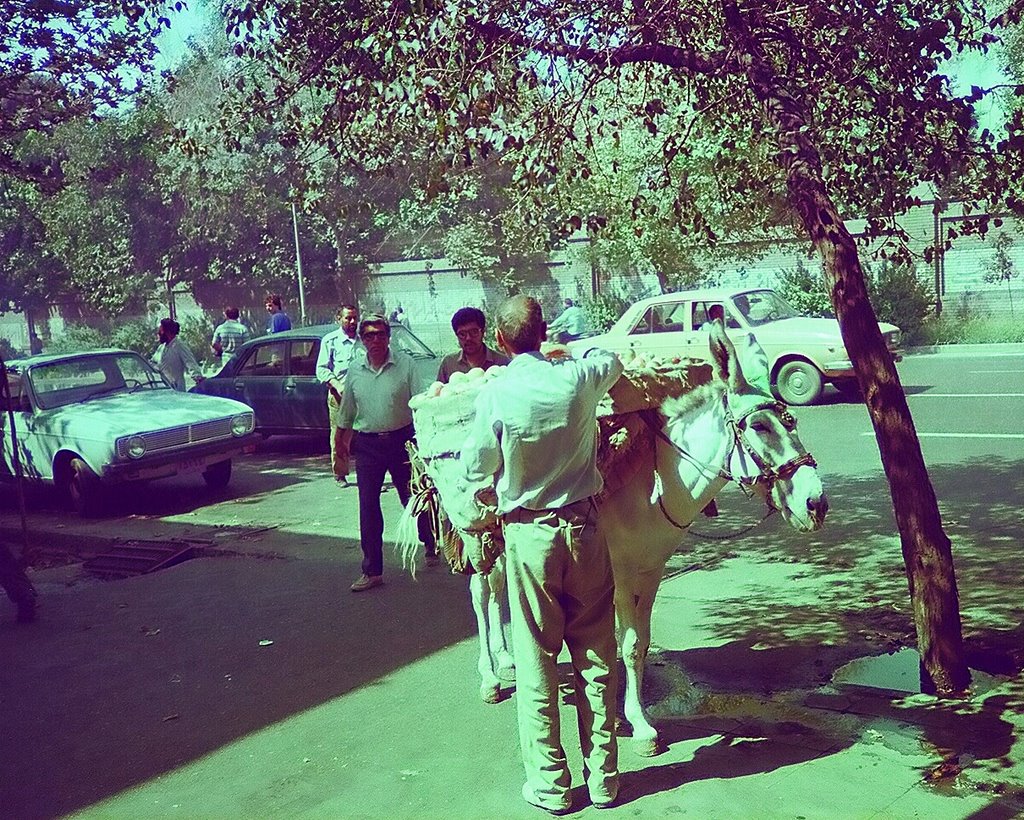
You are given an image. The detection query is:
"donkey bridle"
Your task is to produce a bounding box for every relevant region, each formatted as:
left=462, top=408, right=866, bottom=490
left=641, top=395, right=818, bottom=531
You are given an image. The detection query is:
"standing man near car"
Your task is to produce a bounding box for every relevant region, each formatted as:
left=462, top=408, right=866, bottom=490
left=316, top=304, right=361, bottom=484
left=211, top=307, right=248, bottom=361
left=337, top=314, right=437, bottom=592
left=153, top=318, right=204, bottom=391
left=265, top=294, right=292, bottom=333
left=437, top=306, right=510, bottom=384
left=461, top=295, right=623, bottom=813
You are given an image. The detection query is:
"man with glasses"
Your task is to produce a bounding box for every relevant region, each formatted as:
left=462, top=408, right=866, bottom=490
left=316, top=304, right=361, bottom=484
left=437, top=306, right=510, bottom=384
left=338, top=315, right=437, bottom=592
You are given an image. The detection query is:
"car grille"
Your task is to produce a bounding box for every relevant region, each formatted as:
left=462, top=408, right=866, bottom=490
left=116, top=417, right=242, bottom=459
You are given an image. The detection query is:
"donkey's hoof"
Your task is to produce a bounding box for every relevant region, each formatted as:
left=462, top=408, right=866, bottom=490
left=498, top=664, right=516, bottom=683
left=633, top=736, right=661, bottom=757
left=480, top=684, right=501, bottom=704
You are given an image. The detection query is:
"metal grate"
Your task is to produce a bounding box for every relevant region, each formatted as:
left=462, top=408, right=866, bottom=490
left=83, top=540, right=200, bottom=578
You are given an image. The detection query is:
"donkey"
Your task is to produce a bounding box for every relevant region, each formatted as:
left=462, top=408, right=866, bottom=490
left=459, top=323, right=827, bottom=754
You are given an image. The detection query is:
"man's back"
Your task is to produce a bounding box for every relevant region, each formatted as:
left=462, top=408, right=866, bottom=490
left=464, top=350, right=621, bottom=513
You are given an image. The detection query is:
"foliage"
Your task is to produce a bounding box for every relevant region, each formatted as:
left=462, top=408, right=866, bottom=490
left=775, top=256, right=833, bottom=318
left=111, top=319, right=158, bottom=357
left=579, top=291, right=632, bottom=333
left=46, top=325, right=108, bottom=355
left=866, top=259, right=936, bottom=344
left=1, top=1, right=167, bottom=190
left=918, top=314, right=1024, bottom=344
left=0, top=336, right=19, bottom=360
left=982, top=232, right=1020, bottom=316
left=179, top=314, right=218, bottom=366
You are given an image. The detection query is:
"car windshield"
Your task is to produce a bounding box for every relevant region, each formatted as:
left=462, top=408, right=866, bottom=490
left=29, top=353, right=170, bottom=410
left=730, top=290, right=800, bottom=327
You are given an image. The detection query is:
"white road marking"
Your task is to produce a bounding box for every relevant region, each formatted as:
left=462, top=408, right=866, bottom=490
left=860, top=432, right=1024, bottom=439
left=907, top=393, right=1024, bottom=398
left=969, top=370, right=1023, bottom=374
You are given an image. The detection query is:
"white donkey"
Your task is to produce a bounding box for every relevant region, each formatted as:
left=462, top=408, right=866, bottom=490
left=407, top=324, right=827, bottom=750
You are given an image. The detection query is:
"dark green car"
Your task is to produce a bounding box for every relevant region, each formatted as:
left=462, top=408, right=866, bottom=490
left=190, top=324, right=439, bottom=434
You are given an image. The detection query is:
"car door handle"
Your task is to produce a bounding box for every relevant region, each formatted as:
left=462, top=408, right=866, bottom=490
left=233, top=380, right=245, bottom=389
left=283, top=382, right=297, bottom=392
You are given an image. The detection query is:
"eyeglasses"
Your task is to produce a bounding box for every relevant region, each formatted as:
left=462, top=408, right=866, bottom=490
left=361, top=330, right=388, bottom=340
left=456, top=327, right=483, bottom=340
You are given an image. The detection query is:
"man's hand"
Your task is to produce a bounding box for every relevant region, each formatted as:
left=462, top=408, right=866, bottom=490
left=329, top=383, right=342, bottom=401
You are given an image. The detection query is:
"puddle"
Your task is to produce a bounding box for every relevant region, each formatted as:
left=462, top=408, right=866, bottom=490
left=832, top=649, right=1003, bottom=696
left=833, top=648, right=924, bottom=693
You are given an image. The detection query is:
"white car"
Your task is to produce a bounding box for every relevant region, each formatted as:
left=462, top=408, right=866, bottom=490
left=569, top=288, right=903, bottom=405
left=1, top=349, right=257, bottom=515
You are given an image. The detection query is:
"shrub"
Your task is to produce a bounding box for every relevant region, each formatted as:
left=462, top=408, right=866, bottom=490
left=580, top=291, right=631, bottom=333
left=865, top=259, right=936, bottom=344
left=0, top=336, right=20, bottom=360
left=47, top=324, right=108, bottom=354
left=110, top=319, right=156, bottom=357
left=179, top=314, right=218, bottom=367
left=775, top=257, right=833, bottom=317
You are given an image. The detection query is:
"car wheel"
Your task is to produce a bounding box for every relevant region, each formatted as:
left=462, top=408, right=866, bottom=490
left=203, top=459, right=232, bottom=489
left=833, top=378, right=862, bottom=400
left=66, top=457, right=105, bottom=517
left=774, top=360, right=824, bottom=406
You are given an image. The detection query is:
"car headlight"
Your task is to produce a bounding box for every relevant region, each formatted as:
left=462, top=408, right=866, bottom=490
left=231, top=414, right=253, bottom=437
left=885, top=330, right=902, bottom=348
left=126, top=435, right=147, bottom=459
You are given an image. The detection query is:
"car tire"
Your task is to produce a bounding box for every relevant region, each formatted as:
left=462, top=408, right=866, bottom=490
left=66, top=457, right=105, bottom=517
left=203, top=459, right=232, bottom=489
left=833, top=378, right=862, bottom=401
left=774, top=360, right=824, bottom=406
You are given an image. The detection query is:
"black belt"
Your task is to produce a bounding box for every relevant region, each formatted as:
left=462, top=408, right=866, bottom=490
left=357, top=423, right=414, bottom=440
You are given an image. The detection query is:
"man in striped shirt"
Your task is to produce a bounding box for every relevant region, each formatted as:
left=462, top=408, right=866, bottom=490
left=210, top=307, right=249, bottom=361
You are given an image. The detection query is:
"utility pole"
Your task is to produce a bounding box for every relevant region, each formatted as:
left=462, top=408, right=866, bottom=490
left=291, top=201, right=307, bottom=325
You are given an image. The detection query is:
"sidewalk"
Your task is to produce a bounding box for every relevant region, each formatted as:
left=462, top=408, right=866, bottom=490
left=2, top=467, right=1023, bottom=818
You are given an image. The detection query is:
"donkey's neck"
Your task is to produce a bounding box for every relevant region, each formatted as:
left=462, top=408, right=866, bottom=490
left=659, top=388, right=733, bottom=513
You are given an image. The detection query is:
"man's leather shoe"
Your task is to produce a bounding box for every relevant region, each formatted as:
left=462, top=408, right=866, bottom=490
left=350, top=574, right=383, bottom=592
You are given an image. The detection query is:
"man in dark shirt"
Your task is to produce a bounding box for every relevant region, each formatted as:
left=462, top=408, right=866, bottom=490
left=437, top=306, right=510, bottom=383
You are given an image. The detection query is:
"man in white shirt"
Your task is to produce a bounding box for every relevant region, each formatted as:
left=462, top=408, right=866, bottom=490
left=316, top=304, right=361, bottom=484
left=338, top=315, right=437, bottom=592
left=153, top=318, right=204, bottom=391
left=461, top=295, right=623, bottom=813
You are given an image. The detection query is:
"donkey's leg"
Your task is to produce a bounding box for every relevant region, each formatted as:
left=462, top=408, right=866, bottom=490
left=487, top=556, right=515, bottom=682
left=469, top=573, right=502, bottom=704
left=616, top=571, right=663, bottom=756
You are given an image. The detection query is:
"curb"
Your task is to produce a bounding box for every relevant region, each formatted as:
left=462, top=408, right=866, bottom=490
left=904, top=343, right=1024, bottom=358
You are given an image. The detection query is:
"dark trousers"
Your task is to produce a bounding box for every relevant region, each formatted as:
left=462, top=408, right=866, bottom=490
left=0, top=539, right=35, bottom=611
left=352, top=426, right=436, bottom=577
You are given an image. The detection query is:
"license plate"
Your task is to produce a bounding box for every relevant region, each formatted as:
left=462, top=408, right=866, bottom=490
left=176, top=456, right=210, bottom=474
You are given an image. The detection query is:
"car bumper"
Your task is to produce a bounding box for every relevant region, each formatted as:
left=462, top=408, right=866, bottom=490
left=822, top=349, right=904, bottom=379
left=101, top=434, right=259, bottom=483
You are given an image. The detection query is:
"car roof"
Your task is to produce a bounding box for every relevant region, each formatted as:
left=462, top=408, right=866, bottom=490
left=238, top=323, right=436, bottom=356
left=4, top=348, right=136, bottom=372
left=630, top=287, right=773, bottom=309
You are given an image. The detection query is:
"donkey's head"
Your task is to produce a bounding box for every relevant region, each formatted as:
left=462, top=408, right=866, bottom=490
left=708, top=321, right=829, bottom=532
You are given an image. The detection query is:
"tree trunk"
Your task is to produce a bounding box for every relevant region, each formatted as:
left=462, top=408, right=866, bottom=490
left=724, top=1, right=970, bottom=694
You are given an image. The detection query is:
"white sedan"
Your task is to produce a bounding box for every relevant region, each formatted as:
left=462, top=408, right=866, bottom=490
left=1, top=349, right=257, bottom=515
left=569, top=287, right=903, bottom=405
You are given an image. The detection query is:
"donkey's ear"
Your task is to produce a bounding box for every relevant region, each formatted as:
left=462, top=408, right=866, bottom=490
left=708, top=320, right=749, bottom=391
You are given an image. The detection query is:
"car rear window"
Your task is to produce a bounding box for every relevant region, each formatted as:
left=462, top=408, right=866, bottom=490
left=289, top=340, right=319, bottom=376
left=239, top=342, right=286, bottom=377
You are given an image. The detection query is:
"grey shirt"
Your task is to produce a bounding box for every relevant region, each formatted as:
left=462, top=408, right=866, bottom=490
left=338, top=348, right=419, bottom=432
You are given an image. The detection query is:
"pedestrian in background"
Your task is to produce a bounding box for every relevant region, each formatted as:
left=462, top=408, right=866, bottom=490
left=461, top=294, right=623, bottom=813
left=546, top=297, right=587, bottom=343
left=338, top=314, right=437, bottom=592
left=437, top=306, right=509, bottom=384
left=211, top=307, right=248, bottom=361
left=265, top=294, right=292, bottom=334
left=0, top=538, right=35, bottom=623
left=153, top=318, right=204, bottom=391
left=316, top=304, right=361, bottom=485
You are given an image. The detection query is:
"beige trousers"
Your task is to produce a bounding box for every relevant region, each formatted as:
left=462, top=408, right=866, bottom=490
left=327, top=389, right=349, bottom=479
left=503, top=497, right=618, bottom=809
